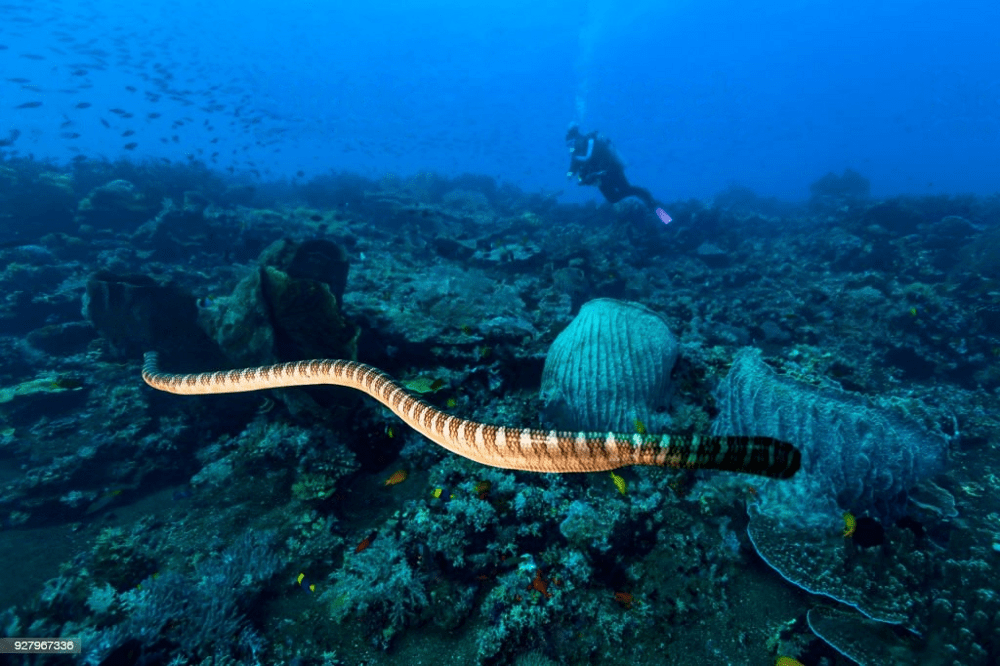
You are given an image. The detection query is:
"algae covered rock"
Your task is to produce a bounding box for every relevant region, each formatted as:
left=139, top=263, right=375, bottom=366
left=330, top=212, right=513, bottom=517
left=206, top=238, right=357, bottom=366
left=258, top=237, right=350, bottom=305
left=260, top=264, right=358, bottom=361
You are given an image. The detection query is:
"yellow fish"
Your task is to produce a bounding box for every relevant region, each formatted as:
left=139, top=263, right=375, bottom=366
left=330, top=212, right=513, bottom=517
left=776, top=658, right=804, bottom=666
left=446, top=397, right=458, bottom=408
left=609, top=471, right=627, bottom=496
left=297, top=572, right=315, bottom=593
left=634, top=417, right=647, bottom=435
left=136, top=572, right=159, bottom=591
left=842, top=512, right=856, bottom=538
left=384, top=469, right=408, bottom=486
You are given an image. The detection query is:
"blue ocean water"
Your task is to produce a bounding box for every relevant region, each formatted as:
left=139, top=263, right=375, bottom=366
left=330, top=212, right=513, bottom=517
left=3, top=0, right=998, bottom=201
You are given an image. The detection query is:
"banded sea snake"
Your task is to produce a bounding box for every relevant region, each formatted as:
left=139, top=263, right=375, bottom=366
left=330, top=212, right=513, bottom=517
left=142, top=352, right=801, bottom=479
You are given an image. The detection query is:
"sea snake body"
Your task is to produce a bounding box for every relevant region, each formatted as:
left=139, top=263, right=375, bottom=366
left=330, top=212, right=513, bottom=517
left=142, top=352, right=801, bottom=479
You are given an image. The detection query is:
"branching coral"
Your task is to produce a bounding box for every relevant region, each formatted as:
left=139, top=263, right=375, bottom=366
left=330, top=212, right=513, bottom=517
left=323, top=532, right=428, bottom=647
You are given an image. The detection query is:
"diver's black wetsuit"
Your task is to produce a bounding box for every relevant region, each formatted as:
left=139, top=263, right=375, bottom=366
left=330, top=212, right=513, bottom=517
left=566, top=126, right=657, bottom=210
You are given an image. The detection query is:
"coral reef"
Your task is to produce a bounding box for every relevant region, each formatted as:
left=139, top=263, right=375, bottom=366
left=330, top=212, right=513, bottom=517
left=82, top=529, right=281, bottom=663
left=0, top=157, right=997, bottom=664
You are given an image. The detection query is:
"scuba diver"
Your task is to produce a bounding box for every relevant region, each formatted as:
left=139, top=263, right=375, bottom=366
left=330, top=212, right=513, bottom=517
left=566, top=123, right=660, bottom=212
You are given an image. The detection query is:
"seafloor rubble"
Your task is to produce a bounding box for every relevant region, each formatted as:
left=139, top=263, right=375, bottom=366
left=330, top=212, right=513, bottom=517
left=0, top=158, right=998, bottom=665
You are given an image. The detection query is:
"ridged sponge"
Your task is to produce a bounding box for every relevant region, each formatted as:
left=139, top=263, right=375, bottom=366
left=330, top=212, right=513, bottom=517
left=540, top=298, right=677, bottom=433
left=712, top=347, right=946, bottom=522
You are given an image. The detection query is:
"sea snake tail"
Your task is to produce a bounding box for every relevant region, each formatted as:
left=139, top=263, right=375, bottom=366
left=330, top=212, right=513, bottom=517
left=142, top=352, right=801, bottom=479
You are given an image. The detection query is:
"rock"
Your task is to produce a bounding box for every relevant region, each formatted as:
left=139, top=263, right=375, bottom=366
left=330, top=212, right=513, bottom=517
left=76, top=180, right=157, bottom=231
left=258, top=238, right=350, bottom=305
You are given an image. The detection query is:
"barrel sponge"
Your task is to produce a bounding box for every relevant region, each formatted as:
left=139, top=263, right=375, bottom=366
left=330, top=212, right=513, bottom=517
left=540, top=298, right=678, bottom=433
left=711, top=348, right=946, bottom=523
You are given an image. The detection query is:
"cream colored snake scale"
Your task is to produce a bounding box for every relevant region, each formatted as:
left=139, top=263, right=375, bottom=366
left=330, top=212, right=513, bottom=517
left=142, top=352, right=801, bottom=478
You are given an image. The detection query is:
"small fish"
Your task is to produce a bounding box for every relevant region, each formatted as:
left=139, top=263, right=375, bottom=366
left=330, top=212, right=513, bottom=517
left=171, top=486, right=193, bottom=501
left=842, top=512, right=856, bottom=538
left=431, top=486, right=456, bottom=500
left=909, top=307, right=918, bottom=316
left=15, top=101, right=42, bottom=109
left=52, top=376, right=83, bottom=390
left=75, top=102, right=91, bottom=109
left=135, top=572, right=160, bottom=591
left=196, top=295, right=219, bottom=310
left=123, top=142, right=138, bottom=150
left=70, top=69, right=88, bottom=76
left=446, top=397, right=458, bottom=408
left=384, top=469, right=408, bottom=486
left=122, top=129, right=135, bottom=137
left=20, top=54, right=46, bottom=60
left=401, top=376, right=445, bottom=394
left=474, top=480, right=491, bottom=499
left=528, top=569, right=553, bottom=599
left=610, top=470, right=627, bottom=496
left=296, top=572, right=315, bottom=593
left=100, top=118, right=110, bottom=128
left=385, top=425, right=395, bottom=439
left=613, top=591, right=634, bottom=609
left=85, top=489, right=123, bottom=515
left=355, top=530, right=377, bottom=553
left=776, top=658, right=804, bottom=666
left=61, top=132, right=81, bottom=139
left=7, top=78, right=30, bottom=83
left=634, top=417, right=647, bottom=435
left=109, top=108, right=127, bottom=115
left=147, top=112, right=161, bottom=119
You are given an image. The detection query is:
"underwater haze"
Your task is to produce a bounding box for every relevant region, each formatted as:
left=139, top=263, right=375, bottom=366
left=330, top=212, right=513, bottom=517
left=3, top=0, right=999, bottom=200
